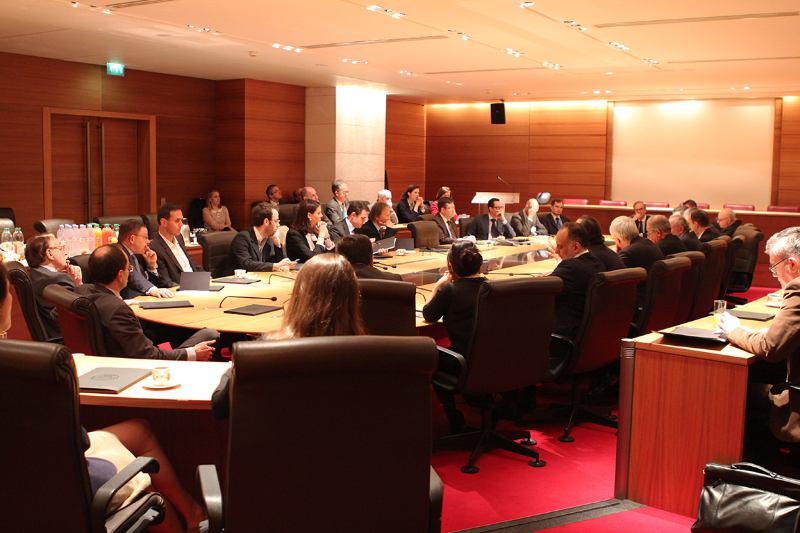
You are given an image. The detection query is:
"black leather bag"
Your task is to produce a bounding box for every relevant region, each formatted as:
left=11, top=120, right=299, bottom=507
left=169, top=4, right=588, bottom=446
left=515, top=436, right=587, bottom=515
left=692, top=462, right=800, bottom=533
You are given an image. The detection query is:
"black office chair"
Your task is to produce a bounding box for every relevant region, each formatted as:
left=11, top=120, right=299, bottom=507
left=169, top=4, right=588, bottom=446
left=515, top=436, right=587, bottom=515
left=188, top=198, right=206, bottom=230
left=0, top=207, right=16, bottom=227
left=688, top=239, right=728, bottom=320
left=70, top=253, right=93, bottom=284
left=432, top=276, right=563, bottom=473
left=458, top=216, right=474, bottom=238
left=358, top=278, right=417, bottom=336
left=629, top=257, right=691, bottom=338
left=198, top=231, right=237, bottom=278
left=141, top=213, right=158, bottom=239
left=727, top=224, right=765, bottom=305
left=719, top=234, right=744, bottom=300
left=198, top=336, right=443, bottom=533
left=278, top=203, right=298, bottom=227
left=6, top=261, right=50, bottom=342
left=94, top=215, right=140, bottom=227
left=0, top=340, right=166, bottom=533
left=44, top=284, right=108, bottom=356
left=35, top=218, right=76, bottom=234
left=666, top=251, right=705, bottom=325
left=409, top=220, right=440, bottom=249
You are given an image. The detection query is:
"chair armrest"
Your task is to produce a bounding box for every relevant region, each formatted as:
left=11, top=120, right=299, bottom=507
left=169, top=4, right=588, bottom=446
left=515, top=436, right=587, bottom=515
left=431, top=346, right=468, bottom=391
left=197, top=464, right=224, bottom=533
left=92, top=456, right=160, bottom=527
left=429, top=467, right=443, bottom=533
left=549, top=333, right=578, bottom=380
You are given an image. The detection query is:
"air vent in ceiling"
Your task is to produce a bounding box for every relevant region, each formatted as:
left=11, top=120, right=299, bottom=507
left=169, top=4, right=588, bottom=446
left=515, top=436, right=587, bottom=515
left=105, top=0, right=178, bottom=8
left=595, top=11, right=799, bottom=28
left=302, top=35, right=448, bottom=48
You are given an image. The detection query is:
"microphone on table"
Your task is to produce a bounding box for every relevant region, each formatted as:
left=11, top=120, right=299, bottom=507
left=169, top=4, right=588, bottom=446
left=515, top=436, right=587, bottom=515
left=268, top=273, right=296, bottom=284
left=373, top=264, right=389, bottom=270
left=373, top=261, right=397, bottom=268
left=218, top=295, right=278, bottom=308
left=497, top=175, right=515, bottom=195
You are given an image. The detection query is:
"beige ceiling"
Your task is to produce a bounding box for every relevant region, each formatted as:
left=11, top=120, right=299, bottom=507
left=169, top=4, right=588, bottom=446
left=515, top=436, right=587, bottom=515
left=1, top=0, right=799, bottom=104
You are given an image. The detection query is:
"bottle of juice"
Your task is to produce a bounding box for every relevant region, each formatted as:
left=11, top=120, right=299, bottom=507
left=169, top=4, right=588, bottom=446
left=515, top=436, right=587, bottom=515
left=93, top=223, right=102, bottom=249
left=102, top=224, right=112, bottom=245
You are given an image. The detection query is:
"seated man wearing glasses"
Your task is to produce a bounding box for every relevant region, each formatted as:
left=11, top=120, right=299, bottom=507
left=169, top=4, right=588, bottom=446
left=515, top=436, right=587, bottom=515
left=25, top=233, right=83, bottom=342
left=76, top=244, right=219, bottom=360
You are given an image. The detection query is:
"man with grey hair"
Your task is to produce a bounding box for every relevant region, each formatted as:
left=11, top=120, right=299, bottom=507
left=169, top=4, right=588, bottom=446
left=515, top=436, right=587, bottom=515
left=631, top=201, right=651, bottom=237
left=720, top=227, right=800, bottom=442
left=715, top=207, right=742, bottom=238
left=670, top=214, right=700, bottom=251
left=370, top=190, right=398, bottom=225
left=325, top=180, right=350, bottom=224
left=510, top=198, right=547, bottom=237
left=647, top=215, right=687, bottom=256
left=610, top=216, right=664, bottom=308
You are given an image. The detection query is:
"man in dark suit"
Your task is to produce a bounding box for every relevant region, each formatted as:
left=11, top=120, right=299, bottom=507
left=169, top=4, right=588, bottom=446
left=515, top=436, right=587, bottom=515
left=715, top=207, right=743, bottom=237
left=646, top=215, right=687, bottom=257
left=361, top=202, right=398, bottom=242
left=541, top=198, right=571, bottom=235
left=576, top=215, right=625, bottom=271
left=75, top=245, right=218, bottom=360
left=432, top=197, right=459, bottom=244
left=466, top=198, right=515, bottom=240
left=547, top=222, right=606, bottom=378
left=328, top=201, right=369, bottom=244
left=25, top=233, right=82, bottom=341
left=631, top=201, right=651, bottom=237
left=611, top=216, right=665, bottom=309
left=148, top=203, right=204, bottom=286
left=224, top=202, right=296, bottom=276
left=510, top=198, right=547, bottom=237
left=336, top=234, right=403, bottom=281
left=670, top=214, right=701, bottom=251
left=688, top=209, right=721, bottom=242
left=325, top=180, right=350, bottom=224
left=117, top=218, right=174, bottom=300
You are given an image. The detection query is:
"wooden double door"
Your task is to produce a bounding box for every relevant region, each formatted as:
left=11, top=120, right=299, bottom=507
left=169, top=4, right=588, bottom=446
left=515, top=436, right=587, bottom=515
left=51, top=114, right=141, bottom=222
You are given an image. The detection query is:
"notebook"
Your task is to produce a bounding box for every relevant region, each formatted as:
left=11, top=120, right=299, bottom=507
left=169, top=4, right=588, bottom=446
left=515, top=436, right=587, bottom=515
left=660, top=326, right=728, bottom=344
left=724, top=309, right=775, bottom=321
left=373, top=237, right=396, bottom=254
left=139, top=300, right=194, bottom=309
left=79, top=367, right=152, bottom=394
left=178, top=271, right=211, bottom=291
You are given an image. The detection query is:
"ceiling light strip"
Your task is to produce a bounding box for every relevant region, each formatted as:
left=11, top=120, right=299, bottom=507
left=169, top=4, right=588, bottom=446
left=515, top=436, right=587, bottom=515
left=301, top=35, right=447, bottom=49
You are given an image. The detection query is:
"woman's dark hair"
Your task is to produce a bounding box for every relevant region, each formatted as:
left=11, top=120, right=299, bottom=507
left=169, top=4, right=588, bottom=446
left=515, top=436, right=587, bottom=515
left=291, top=199, right=321, bottom=233
left=0, top=261, right=9, bottom=308
left=400, top=184, right=420, bottom=201
left=576, top=215, right=605, bottom=246
left=447, top=241, right=483, bottom=278
left=435, top=187, right=451, bottom=201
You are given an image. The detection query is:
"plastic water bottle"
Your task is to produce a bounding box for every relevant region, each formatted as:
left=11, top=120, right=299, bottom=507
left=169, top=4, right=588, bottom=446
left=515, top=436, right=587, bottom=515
left=57, top=224, right=65, bottom=248
left=84, top=224, right=95, bottom=253
left=0, top=228, right=12, bottom=251
left=77, top=224, right=87, bottom=255
left=12, top=227, right=24, bottom=256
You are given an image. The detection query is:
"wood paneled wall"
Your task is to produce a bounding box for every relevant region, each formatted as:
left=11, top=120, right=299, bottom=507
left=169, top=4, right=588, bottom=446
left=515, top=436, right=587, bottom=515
left=0, top=51, right=216, bottom=237
left=215, top=79, right=305, bottom=230
left=425, top=101, right=610, bottom=216
left=386, top=99, right=426, bottom=200
left=776, top=97, right=800, bottom=206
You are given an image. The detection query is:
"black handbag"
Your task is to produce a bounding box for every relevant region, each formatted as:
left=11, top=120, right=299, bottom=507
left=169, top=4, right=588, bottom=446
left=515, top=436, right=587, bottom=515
left=692, top=462, right=800, bottom=533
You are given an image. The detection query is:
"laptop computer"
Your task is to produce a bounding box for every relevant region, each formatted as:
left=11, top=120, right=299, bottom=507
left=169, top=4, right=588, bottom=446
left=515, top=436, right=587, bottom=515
left=373, top=236, right=396, bottom=254
left=178, top=271, right=223, bottom=291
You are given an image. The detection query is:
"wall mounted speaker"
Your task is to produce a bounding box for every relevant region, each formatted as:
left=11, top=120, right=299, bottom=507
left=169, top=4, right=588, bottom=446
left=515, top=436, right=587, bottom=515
left=490, top=103, right=506, bottom=124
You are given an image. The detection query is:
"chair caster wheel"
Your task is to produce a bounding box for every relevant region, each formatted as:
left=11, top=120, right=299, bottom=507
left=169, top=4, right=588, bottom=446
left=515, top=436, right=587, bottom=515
left=528, top=459, right=546, bottom=467
left=558, top=435, right=574, bottom=443
left=520, top=438, right=537, bottom=446
left=461, top=465, right=479, bottom=474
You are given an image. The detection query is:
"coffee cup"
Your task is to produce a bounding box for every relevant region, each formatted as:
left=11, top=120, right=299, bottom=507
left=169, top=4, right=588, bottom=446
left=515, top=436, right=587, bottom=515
left=234, top=269, right=246, bottom=278
left=152, top=366, right=171, bottom=386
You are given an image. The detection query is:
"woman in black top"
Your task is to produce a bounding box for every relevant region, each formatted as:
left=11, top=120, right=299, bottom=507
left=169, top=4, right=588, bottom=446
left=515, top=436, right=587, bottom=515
left=423, top=241, right=486, bottom=433
left=396, top=184, right=425, bottom=223
left=285, top=199, right=334, bottom=262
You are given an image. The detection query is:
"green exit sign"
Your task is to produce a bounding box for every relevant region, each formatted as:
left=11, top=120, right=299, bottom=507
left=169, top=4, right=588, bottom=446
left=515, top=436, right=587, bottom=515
left=107, top=63, right=125, bottom=76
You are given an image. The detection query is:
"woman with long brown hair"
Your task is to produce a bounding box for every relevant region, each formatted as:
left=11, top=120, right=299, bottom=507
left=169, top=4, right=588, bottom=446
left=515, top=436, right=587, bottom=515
left=202, top=189, right=235, bottom=232
left=285, top=199, right=334, bottom=262
left=397, top=184, right=425, bottom=223
left=429, top=186, right=458, bottom=218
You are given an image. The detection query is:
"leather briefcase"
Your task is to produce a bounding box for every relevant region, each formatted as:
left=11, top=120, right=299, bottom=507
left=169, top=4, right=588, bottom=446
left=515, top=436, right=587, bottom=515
left=692, top=462, right=800, bottom=533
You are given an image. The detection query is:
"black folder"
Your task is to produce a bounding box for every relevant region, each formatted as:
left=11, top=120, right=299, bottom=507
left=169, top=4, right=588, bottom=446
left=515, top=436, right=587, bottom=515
left=139, top=300, right=194, bottom=309
left=223, top=304, right=282, bottom=316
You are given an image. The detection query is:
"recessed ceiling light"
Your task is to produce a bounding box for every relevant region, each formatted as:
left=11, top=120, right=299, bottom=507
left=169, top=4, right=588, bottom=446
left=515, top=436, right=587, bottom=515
left=744, top=86, right=750, bottom=90
left=606, top=72, right=613, bottom=75
left=272, top=44, right=281, bottom=48
left=730, top=87, right=735, bottom=90
left=680, top=89, right=684, bottom=91
left=593, top=90, right=600, bottom=94
left=605, top=90, right=611, bottom=94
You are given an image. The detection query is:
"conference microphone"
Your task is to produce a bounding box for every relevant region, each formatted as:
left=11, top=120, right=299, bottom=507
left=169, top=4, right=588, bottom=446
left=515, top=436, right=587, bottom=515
left=497, top=175, right=515, bottom=194
left=268, top=273, right=296, bottom=284
left=373, top=261, right=397, bottom=268
left=218, top=295, right=278, bottom=308
left=373, top=264, right=389, bottom=271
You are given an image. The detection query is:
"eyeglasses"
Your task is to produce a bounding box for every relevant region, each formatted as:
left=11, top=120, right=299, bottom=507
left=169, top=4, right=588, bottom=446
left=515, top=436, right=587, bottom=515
left=133, top=233, right=149, bottom=240
left=128, top=264, right=135, bottom=272
left=769, top=257, right=789, bottom=274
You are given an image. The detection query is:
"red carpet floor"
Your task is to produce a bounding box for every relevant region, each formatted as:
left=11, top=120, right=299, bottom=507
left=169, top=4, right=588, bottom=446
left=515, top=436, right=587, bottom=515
left=432, top=386, right=619, bottom=532
left=546, top=506, right=695, bottom=532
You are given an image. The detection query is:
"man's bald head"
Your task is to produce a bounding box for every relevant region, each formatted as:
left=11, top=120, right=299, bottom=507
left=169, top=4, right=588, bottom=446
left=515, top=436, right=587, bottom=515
left=717, top=208, right=737, bottom=229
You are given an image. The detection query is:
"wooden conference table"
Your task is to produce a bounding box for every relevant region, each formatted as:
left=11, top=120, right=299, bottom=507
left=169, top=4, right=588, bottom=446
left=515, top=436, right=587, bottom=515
left=619, top=295, right=779, bottom=518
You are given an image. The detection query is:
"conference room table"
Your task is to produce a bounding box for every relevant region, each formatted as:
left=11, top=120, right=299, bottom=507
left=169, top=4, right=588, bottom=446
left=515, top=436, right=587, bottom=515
left=618, top=295, right=779, bottom=518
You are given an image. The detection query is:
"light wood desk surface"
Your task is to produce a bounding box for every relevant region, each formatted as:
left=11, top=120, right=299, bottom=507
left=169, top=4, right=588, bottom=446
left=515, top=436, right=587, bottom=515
left=75, top=355, right=230, bottom=410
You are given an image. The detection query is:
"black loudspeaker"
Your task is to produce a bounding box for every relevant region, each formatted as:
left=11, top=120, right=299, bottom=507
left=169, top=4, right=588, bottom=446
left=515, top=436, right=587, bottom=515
left=490, top=103, right=506, bottom=124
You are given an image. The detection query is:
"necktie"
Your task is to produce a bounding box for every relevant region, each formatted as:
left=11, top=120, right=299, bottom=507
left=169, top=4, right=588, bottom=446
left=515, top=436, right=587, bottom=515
left=491, top=219, right=501, bottom=238
left=556, top=217, right=562, bottom=230
left=342, top=204, right=346, bottom=220
left=379, top=227, right=384, bottom=240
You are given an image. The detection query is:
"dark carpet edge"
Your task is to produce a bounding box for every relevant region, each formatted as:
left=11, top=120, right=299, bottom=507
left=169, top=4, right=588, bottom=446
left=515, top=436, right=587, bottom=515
left=452, top=499, right=646, bottom=533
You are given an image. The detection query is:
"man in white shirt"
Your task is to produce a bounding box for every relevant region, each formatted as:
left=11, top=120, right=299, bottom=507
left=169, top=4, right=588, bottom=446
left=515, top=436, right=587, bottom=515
left=149, top=203, right=204, bottom=286
left=329, top=201, right=369, bottom=244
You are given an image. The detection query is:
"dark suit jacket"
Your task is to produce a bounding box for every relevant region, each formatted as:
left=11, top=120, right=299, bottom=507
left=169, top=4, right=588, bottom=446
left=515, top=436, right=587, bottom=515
left=679, top=231, right=701, bottom=251
left=396, top=199, right=423, bottom=224
left=325, top=198, right=349, bottom=225
left=432, top=213, right=458, bottom=244
left=328, top=219, right=360, bottom=244
left=510, top=210, right=547, bottom=237
left=551, top=252, right=606, bottom=338
left=120, top=245, right=170, bottom=300
left=30, top=267, right=76, bottom=341
left=541, top=213, right=571, bottom=236
left=587, top=243, right=625, bottom=271
left=699, top=226, right=722, bottom=243
left=353, top=263, right=403, bottom=281
left=466, top=214, right=515, bottom=240
left=149, top=233, right=202, bottom=286
left=360, top=220, right=398, bottom=242
left=285, top=227, right=330, bottom=262
left=715, top=219, right=743, bottom=238
left=618, top=236, right=665, bottom=308
left=224, top=227, right=285, bottom=276
left=633, top=215, right=651, bottom=237
left=75, top=284, right=187, bottom=360
left=657, top=234, right=688, bottom=257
